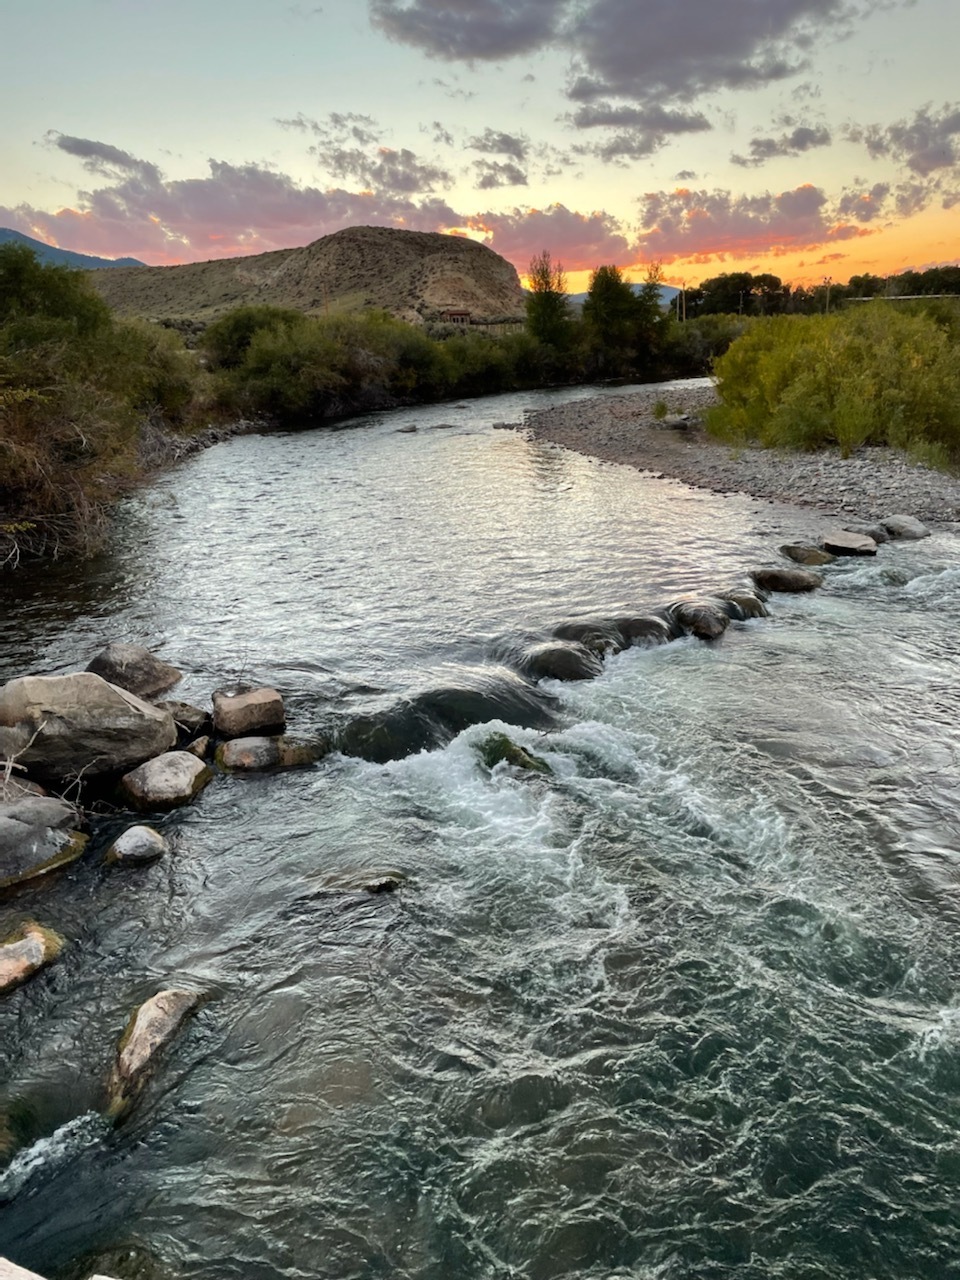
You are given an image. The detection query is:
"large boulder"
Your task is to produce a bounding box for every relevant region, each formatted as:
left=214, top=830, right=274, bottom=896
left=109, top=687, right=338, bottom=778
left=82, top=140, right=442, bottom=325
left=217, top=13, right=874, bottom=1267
left=86, top=643, right=182, bottom=699
left=0, top=796, right=88, bottom=889
left=822, top=529, right=877, bottom=556
left=882, top=513, right=931, bottom=540
left=0, top=674, right=177, bottom=784
left=552, top=620, right=623, bottom=656
left=843, top=521, right=889, bottom=544
left=0, top=922, right=64, bottom=996
left=120, top=752, right=212, bottom=811
left=751, top=567, right=822, bottom=593
left=212, top=686, right=285, bottom=738
left=611, top=615, right=677, bottom=646
left=716, top=589, right=769, bottom=619
left=107, top=989, right=199, bottom=1117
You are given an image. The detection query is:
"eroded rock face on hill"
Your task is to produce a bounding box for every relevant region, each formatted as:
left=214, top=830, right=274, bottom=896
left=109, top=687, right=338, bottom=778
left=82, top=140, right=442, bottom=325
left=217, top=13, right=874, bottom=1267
left=88, top=226, right=525, bottom=327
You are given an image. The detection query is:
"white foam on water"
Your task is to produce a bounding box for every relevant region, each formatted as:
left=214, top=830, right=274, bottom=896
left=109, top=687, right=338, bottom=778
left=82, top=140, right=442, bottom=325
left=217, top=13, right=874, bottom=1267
left=0, top=1111, right=108, bottom=1202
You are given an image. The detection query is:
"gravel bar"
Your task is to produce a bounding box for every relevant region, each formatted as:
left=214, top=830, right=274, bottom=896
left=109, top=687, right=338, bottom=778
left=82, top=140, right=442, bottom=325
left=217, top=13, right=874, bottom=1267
left=522, top=381, right=960, bottom=526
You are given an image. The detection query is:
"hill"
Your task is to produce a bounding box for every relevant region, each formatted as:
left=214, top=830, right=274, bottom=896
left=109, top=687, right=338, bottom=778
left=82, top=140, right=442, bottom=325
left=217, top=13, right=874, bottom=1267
left=0, top=227, right=144, bottom=269
left=88, top=226, right=526, bottom=326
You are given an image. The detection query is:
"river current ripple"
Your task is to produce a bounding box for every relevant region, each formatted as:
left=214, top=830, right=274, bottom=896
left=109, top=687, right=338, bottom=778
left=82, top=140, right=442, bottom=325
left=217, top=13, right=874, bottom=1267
left=2, top=381, right=960, bottom=1280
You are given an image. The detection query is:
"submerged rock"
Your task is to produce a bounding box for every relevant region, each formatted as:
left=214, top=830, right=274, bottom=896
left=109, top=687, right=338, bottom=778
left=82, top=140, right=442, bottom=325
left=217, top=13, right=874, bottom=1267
left=611, top=615, right=675, bottom=646
left=120, top=752, right=212, bottom=811
left=716, top=589, right=769, bottom=619
left=0, top=673, right=177, bottom=785
left=780, top=543, right=836, bottom=566
left=520, top=641, right=604, bottom=682
left=0, top=922, right=64, bottom=995
left=665, top=599, right=730, bottom=641
left=216, top=735, right=329, bottom=771
left=552, top=620, right=623, bottom=656
left=0, top=797, right=88, bottom=889
left=212, top=686, right=285, bottom=738
left=86, top=643, right=182, bottom=699
left=477, top=732, right=552, bottom=775
left=105, top=825, right=169, bottom=865
left=822, top=529, right=877, bottom=556
left=107, top=989, right=200, bottom=1117
left=882, top=513, right=931, bottom=540
left=750, top=567, right=823, bottom=593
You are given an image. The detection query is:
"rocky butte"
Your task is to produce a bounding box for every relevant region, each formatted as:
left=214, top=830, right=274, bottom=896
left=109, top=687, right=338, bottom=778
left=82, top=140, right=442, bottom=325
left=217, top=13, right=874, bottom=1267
left=88, top=225, right=526, bottom=328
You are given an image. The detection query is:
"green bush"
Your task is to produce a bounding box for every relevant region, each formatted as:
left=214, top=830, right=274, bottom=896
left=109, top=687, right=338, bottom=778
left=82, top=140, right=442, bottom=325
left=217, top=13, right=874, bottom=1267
left=708, top=307, right=960, bottom=460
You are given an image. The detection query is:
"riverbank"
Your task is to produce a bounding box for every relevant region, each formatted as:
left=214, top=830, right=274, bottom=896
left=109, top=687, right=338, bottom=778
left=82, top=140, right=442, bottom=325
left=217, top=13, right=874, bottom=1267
left=523, top=381, right=960, bottom=524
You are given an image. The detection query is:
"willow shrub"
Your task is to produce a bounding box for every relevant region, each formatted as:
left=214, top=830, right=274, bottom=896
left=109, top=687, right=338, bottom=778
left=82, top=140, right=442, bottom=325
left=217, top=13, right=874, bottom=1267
left=708, top=306, right=960, bottom=459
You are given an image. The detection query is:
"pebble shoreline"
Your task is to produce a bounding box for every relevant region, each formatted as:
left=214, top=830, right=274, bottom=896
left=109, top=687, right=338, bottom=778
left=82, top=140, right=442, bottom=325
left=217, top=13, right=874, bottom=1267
left=522, top=383, right=960, bottom=525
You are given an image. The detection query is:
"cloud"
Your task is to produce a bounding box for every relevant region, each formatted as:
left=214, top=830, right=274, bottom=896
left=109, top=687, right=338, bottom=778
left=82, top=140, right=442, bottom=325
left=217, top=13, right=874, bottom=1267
left=369, top=0, right=890, bottom=106
left=467, top=127, right=529, bottom=160
left=46, top=132, right=161, bottom=183
left=847, top=102, right=960, bottom=175
left=568, top=101, right=711, bottom=160
left=474, top=159, right=528, bottom=188
left=428, top=120, right=454, bottom=146
left=276, top=110, right=381, bottom=147
left=1, top=147, right=464, bottom=264
left=277, top=111, right=451, bottom=194
left=835, top=181, right=890, bottom=222
left=636, top=183, right=873, bottom=263
left=731, top=123, right=832, bottom=167
left=370, top=0, right=559, bottom=60
left=467, top=202, right=631, bottom=271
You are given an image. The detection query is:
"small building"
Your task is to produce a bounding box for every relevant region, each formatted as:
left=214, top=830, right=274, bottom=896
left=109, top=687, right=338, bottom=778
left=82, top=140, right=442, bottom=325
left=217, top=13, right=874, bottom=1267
left=439, top=309, right=471, bottom=325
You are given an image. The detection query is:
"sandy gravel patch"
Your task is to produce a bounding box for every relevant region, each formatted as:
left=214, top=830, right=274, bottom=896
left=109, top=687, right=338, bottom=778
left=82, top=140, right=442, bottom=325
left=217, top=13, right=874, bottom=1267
left=522, top=381, right=960, bottom=525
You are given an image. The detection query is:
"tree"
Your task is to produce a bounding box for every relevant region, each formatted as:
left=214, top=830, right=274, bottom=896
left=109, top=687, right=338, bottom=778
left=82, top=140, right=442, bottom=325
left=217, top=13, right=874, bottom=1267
left=0, top=242, right=111, bottom=336
left=582, top=264, right=638, bottom=373
left=525, top=250, right=571, bottom=349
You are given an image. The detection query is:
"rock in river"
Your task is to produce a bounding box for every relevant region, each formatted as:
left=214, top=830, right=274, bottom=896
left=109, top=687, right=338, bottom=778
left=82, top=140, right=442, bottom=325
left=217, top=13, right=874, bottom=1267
left=120, top=752, right=212, bottom=811
left=0, top=673, right=177, bottom=784
left=105, top=825, right=169, bottom=865
left=0, top=922, right=64, bottom=995
left=107, top=988, right=199, bottom=1117
left=780, top=543, right=836, bottom=566
left=216, top=735, right=329, bottom=771
left=212, top=686, right=285, bottom=738
left=0, top=796, right=88, bottom=889
left=751, top=567, right=823, bottom=593
left=86, top=642, right=182, bottom=699
left=822, top=529, right=877, bottom=556
left=520, top=642, right=603, bottom=682
left=882, top=513, right=931, bottom=540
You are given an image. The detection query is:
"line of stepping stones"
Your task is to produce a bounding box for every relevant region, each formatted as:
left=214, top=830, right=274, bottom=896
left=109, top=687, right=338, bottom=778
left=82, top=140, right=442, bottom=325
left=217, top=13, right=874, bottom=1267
left=0, top=508, right=932, bottom=1238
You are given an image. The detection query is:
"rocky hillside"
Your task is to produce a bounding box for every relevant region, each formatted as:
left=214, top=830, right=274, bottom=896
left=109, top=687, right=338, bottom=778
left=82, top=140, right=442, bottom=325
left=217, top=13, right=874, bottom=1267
left=88, top=225, right=525, bottom=326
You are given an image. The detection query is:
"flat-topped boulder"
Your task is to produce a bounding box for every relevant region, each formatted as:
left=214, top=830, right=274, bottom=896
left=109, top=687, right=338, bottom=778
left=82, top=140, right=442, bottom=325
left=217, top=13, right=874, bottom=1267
left=0, top=922, right=64, bottom=995
left=0, top=796, right=88, bottom=889
left=822, top=529, right=877, bottom=556
left=212, top=686, right=285, bottom=738
left=781, top=544, right=836, bottom=566
left=108, top=988, right=200, bottom=1117
left=86, top=643, right=182, bottom=699
left=843, top=521, right=889, bottom=544
left=216, top=735, right=328, bottom=771
left=120, top=752, right=212, bottom=811
left=882, top=513, right=931, bottom=540
left=751, top=567, right=823, bottom=593
left=0, top=673, right=176, bottom=784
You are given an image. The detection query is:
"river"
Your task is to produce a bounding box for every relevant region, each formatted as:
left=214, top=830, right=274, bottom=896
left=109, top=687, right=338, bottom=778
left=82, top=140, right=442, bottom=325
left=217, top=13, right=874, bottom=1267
left=2, top=380, right=960, bottom=1280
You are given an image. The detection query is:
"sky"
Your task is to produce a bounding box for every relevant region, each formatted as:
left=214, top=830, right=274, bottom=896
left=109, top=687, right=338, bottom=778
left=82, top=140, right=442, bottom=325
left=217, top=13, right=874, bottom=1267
left=1, top=0, right=958, bottom=290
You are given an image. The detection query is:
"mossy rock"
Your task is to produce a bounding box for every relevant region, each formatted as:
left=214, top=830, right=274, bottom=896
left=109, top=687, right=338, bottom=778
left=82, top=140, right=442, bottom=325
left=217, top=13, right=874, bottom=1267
left=477, top=732, right=552, bottom=775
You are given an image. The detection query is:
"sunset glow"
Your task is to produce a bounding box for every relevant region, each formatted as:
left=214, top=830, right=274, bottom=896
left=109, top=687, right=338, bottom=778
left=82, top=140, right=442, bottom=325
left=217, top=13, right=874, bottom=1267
left=1, top=0, right=956, bottom=288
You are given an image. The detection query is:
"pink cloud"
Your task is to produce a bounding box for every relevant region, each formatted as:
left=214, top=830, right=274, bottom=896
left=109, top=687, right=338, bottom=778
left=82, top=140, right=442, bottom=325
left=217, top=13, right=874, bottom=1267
left=467, top=202, right=631, bottom=271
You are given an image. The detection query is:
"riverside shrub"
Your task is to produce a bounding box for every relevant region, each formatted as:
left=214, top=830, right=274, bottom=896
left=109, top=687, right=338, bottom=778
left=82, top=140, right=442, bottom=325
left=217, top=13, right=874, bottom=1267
left=0, top=243, right=205, bottom=563
left=708, top=307, right=960, bottom=459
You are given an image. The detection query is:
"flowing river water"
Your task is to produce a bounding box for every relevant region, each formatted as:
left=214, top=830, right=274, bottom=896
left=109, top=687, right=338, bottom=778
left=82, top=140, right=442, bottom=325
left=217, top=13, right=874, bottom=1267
left=2, top=380, right=960, bottom=1280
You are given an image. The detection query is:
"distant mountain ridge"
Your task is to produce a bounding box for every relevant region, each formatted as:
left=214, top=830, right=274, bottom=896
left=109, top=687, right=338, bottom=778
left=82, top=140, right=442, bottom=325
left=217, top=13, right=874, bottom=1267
left=87, top=226, right=526, bottom=326
left=567, top=282, right=680, bottom=312
left=0, top=227, right=144, bottom=270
